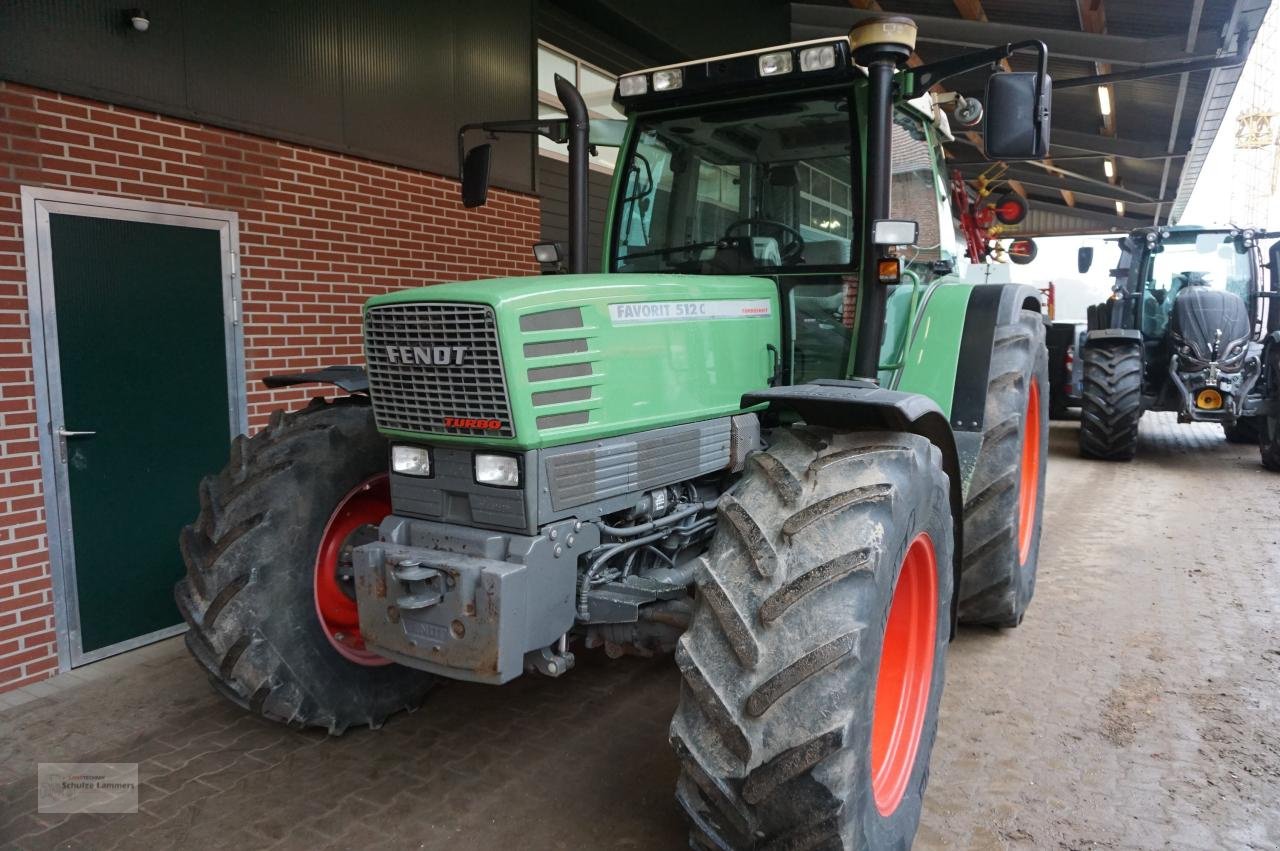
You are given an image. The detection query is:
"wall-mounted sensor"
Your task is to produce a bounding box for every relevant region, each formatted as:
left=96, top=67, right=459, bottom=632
left=125, top=9, right=150, bottom=32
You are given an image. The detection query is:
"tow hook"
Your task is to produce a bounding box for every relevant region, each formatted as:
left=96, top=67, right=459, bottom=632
left=524, top=635, right=575, bottom=678
left=393, top=559, right=444, bottom=611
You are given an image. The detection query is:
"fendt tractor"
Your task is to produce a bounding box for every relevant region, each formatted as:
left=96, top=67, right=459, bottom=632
left=177, top=17, right=1054, bottom=848
left=1078, top=226, right=1280, bottom=468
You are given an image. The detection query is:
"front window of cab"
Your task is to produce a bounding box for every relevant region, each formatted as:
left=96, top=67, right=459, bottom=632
left=611, top=93, right=857, bottom=275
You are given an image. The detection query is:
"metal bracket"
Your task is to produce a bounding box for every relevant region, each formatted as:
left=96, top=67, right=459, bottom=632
left=393, top=558, right=444, bottom=611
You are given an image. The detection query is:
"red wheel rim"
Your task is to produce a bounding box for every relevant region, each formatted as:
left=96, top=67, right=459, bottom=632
left=1017, top=380, right=1042, bottom=565
left=871, top=533, right=938, bottom=817
left=996, top=199, right=1025, bottom=223
left=313, top=474, right=392, bottom=666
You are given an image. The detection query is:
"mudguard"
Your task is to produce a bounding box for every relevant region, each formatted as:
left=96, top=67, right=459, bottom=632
left=262, top=365, right=369, bottom=393
left=1084, top=328, right=1143, bottom=345
left=742, top=380, right=964, bottom=632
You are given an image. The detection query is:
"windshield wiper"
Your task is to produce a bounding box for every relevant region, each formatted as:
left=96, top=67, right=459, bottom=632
left=620, top=241, right=718, bottom=261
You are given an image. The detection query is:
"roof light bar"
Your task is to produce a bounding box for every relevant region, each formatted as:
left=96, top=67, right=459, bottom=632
left=799, top=44, right=837, bottom=71
left=618, top=74, right=647, bottom=97
left=758, top=51, right=793, bottom=77
left=652, top=69, right=683, bottom=92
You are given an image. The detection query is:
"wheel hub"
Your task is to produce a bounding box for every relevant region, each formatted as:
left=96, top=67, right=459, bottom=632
left=314, top=474, right=393, bottom=666
left=871, top=533, right=938, bottom=817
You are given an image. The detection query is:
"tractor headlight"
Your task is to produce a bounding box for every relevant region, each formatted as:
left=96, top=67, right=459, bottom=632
left=475, top=453, right=520, bottom=488
left=652, top=69, right=683, bottom=92
left=799, top=45, right=837, bottom=71
left=391, top=445, right=432, bottom=477
left=618, top=74, right=648, bottom=97
left=758, top=51, right=793, bottom=77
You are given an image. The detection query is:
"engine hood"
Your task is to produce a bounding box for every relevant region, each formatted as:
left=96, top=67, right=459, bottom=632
left=1170, top=286, right=1251, bottom=364
left=362, top=274, right=782, bottom=449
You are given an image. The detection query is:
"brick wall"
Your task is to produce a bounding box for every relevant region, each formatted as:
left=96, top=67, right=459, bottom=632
left=0, top=81, right=541, bottom=692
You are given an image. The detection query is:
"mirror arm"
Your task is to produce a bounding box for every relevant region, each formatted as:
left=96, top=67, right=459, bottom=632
left=456, top=119, right=567, bottom=179
left=904, top=39, right=1048, bottom=100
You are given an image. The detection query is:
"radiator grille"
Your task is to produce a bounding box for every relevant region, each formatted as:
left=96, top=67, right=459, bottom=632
left=364, top=302, right=514, bottom=437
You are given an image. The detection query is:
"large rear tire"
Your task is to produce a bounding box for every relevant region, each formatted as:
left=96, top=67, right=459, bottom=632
left=670, top=428, right=953, bottom=850
left=957, top=309, right=1048, bottom=628
left=175, top=398, right=433, bottom=733
left=1079, top=342, right=1143, bottom=461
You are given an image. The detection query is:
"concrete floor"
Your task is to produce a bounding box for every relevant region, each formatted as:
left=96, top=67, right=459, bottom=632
left=2, top=413, right=1278, bottom=850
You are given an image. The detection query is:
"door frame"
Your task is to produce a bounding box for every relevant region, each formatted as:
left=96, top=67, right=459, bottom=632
left=20, top=187, right=247, bottom=670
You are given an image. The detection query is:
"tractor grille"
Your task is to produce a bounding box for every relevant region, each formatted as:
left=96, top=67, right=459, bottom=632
left=364, top=302, right=515, bottom=438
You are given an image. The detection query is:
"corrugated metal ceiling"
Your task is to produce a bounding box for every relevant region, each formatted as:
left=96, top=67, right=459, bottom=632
left=790, top=0, right=1269, bottom=234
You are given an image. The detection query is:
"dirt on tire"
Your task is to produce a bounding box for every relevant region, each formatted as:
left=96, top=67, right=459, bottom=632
left=175, top=398, right=433, bottom=734
left=956, top=308, right=1048, bottom=627
left=1079, top=341, right=1144, bottom=461
left=670, top=427, right=954, bottom=849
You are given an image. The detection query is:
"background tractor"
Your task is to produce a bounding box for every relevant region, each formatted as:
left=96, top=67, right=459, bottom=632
left=1078, top=227, right=1280, bottom=467
left=176, top=17, right=1053, bottom=849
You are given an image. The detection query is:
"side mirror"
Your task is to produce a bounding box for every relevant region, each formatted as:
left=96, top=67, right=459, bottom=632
left=1078, top=246, right=1094, bottom=274
left=983, top=72, right=1052, bottom=160
left=461, top=143, right=492, bottom=209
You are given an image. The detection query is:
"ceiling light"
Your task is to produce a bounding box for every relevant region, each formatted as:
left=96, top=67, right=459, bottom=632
left=1115, top=201, right=1126, bottom=216
left=1103, top=159, right=1115, bottom=179
left=1097, top=86, right=1112, bottom=117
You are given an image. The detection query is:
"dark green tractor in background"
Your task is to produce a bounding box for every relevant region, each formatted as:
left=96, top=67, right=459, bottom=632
left=1078, top=227, right=1280, bottom=468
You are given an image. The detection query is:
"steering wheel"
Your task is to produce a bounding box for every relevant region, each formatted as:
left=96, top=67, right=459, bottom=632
left=723, top=218, right=805, bottom=265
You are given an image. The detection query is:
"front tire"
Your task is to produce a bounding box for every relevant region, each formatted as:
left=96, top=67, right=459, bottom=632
left=670, top=428, right=954, bottom=850
left=957, top=308, right=1048, bottom=628
left=1223, top=416, right=1261, bottom=444
left=175, top=398, right=433, bottom=733
left=1079, top=342, right=1143, bottom=461
left=1262, top=414, right=1280, bottom=471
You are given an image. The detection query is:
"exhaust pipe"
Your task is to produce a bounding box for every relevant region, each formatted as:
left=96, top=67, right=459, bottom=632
left=555, top=75, right=590, bottom=274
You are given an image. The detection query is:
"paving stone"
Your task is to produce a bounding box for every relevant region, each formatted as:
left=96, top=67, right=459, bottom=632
left=0, top=415, right=1278, bottom=848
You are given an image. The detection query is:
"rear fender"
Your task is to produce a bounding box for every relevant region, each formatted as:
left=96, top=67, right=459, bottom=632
left=742, top=381, right=964, bottom=634
left=896, top=282, right=1043, bottom=492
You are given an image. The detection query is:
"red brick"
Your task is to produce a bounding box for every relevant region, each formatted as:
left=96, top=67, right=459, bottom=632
left=0, top=79, right=539, bottom=692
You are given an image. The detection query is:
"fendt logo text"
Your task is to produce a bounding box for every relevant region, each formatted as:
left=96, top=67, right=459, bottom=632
left=444, top=417, right=503, bottom=430
left=385, top=345, right=468, bottom=366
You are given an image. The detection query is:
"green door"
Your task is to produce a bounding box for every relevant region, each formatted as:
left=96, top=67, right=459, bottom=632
left=47, top=213, right=236, bottom=658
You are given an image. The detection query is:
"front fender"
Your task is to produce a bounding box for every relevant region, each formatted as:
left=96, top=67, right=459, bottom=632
left=742, top=380, right=964, bottom=634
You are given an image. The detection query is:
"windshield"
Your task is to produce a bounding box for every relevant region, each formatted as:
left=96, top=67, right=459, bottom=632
left=611, top=93, right=857, bottom=275
left=1143, top=232, right=1254, bottom=301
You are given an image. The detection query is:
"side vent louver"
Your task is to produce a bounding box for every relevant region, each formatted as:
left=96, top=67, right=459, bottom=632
left=519, top=306, right=595, bottom=431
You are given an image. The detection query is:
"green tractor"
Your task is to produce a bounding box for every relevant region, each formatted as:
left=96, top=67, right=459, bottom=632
left=177, top=17, right=1053, bottom=848
left=1078, top=226, right=1280, bottom=467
